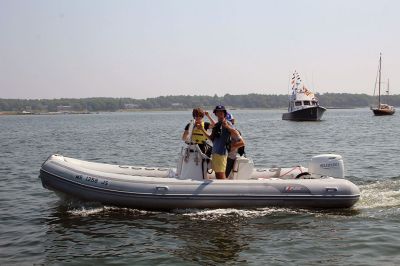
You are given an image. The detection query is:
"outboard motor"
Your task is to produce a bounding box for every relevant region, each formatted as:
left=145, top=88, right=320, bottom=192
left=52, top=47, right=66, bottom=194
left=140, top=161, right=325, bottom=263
left=308, top=154, right=344, bottom=178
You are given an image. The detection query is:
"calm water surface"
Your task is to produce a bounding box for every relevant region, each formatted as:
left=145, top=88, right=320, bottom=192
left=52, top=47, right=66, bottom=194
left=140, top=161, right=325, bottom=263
left=1, top=109, right=400, bottom=265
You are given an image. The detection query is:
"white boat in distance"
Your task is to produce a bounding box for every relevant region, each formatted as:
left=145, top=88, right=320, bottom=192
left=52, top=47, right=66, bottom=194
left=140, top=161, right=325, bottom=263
left=282, top=71, right=326, bottom=121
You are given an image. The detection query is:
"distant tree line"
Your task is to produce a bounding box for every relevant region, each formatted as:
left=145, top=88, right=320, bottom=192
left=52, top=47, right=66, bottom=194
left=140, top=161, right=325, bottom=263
left=1, top=93, right=399, bottom=112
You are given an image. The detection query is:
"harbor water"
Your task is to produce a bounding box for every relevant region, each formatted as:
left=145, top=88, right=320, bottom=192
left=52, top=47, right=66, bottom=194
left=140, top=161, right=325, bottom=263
left=1, top=108, right=400, bottom=265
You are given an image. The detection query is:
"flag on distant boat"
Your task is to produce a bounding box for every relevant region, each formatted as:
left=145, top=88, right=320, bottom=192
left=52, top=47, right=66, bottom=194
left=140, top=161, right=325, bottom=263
left=290, top=71, right=315, bottom=97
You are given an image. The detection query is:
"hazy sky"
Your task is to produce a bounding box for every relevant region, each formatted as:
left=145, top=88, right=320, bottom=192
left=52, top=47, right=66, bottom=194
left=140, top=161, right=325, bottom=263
left=1, top=0, right=399, bottom=99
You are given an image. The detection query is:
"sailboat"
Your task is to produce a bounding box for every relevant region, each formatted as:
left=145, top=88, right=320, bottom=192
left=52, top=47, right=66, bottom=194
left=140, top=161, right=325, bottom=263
left=282, top=71, right=326, bottom=121
left=371, top=53, right=395, bottom=116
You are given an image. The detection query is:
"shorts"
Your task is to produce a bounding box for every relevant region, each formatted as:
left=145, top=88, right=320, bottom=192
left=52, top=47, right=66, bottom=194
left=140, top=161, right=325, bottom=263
left=211, top=153, right=227, bottom=173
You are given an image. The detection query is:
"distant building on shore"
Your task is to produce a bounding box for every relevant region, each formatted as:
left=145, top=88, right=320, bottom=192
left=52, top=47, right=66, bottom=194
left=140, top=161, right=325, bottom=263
left=123, top=103, right=139, bottom=109
left=19, top=110, right=33, bottom=115
left=57, top=105, right=73, bottom=112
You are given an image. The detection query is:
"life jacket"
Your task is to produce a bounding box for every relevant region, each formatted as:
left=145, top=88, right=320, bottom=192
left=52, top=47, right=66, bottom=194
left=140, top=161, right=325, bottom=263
left=191, top=122, right=208, bottom=144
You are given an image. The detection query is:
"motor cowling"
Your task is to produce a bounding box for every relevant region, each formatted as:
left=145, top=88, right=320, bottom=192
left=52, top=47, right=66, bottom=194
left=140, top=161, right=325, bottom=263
left=308, top=154, right=344, bottom=178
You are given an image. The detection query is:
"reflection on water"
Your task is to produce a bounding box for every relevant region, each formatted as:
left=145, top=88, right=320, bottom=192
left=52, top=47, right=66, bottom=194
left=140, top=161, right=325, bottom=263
left=43, top=203, right=251, bottom=264
left=40, top=201, right=371, bottom=265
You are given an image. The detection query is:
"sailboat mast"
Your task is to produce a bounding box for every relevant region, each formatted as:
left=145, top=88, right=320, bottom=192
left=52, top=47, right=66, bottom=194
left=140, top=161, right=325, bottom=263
left=387, top=79, right=390, bottom=95
left=378, top=53, right=382, bottom=107
left=387, top=78, right=390, bottom=105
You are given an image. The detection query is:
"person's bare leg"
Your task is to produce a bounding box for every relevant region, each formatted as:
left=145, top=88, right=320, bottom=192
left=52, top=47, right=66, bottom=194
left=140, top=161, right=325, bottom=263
left=215, top=172, right=226, bottom=179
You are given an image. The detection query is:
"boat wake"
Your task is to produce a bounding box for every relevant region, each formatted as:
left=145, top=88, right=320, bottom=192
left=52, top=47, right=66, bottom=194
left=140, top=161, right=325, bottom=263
left=356, top=178, right=400, bottom=209
left=66, top=205, right=154, bottom=217
left=62, top=204, right=354, bottom=220
left=67, top=206, right=107, bottom=217
left=172, top=207, right=303, bottom=220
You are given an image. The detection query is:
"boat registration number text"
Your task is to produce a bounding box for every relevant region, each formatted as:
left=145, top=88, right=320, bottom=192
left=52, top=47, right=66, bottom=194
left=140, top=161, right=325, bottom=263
left=75, top=175, right=109, bottom=186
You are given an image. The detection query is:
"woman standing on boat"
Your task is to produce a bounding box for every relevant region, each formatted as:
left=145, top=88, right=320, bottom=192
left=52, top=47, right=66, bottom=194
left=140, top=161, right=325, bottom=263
left=182, top=107, right=215, bottom=154
left=225, top=113, right=245, bottom=178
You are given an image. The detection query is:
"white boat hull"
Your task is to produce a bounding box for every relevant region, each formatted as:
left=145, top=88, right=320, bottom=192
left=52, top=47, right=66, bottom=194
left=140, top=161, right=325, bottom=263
left=39, top=155, right=360, bottom=210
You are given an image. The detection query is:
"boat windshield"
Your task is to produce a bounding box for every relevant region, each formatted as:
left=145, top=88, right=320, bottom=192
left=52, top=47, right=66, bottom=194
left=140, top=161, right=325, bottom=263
left=295, top=101, right=302, bottom=106
left=303, top=101, right=310, bottom=105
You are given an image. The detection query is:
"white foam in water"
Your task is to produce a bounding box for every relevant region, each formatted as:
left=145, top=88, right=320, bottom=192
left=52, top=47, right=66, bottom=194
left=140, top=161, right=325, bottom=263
left=67, top=206, right=154, bottom=216
left=357, top=180, right=400, bottom=209
left=67, top=206, right=105, bottom=216
left=174, top=207, right=302, bottom=220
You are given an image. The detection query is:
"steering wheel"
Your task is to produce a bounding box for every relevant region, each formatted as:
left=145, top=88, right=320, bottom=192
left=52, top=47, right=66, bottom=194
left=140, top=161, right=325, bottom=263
left=295, top=172, right=310, bottom=179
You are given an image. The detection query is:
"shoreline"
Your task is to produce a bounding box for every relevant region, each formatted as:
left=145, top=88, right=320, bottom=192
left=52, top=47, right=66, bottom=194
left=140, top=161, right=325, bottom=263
left=0, top=107, right=365, bottom=116
left=0, top=111, right=92, bottom=116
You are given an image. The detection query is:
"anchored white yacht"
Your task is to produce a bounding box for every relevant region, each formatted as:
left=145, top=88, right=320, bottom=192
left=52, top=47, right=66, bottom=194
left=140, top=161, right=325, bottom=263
left=282, top=71, right=326, bottom=121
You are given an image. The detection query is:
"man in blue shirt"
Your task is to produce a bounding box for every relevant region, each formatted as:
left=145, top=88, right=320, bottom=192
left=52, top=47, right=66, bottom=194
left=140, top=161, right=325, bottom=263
left=196, top=105, right=238, bottom=179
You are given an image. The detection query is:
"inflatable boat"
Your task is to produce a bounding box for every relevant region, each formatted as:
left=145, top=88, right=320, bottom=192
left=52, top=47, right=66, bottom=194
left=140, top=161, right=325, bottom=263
left=39, top=144, right=360, bottom=210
